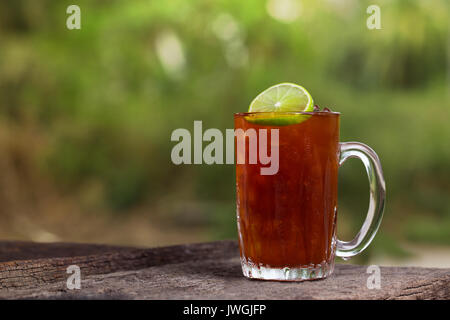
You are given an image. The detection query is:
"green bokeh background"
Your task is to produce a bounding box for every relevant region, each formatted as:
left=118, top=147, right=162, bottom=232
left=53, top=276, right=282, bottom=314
left=0, top=0, right=448, bottom=264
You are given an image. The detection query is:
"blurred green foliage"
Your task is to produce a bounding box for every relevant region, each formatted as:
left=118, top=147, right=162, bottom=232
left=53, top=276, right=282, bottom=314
left=0, top=0, right=448, bottom=257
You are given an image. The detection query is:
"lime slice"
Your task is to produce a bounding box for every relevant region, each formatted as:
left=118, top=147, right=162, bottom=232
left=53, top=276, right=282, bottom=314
left=246, top=83, right=314, bottom=126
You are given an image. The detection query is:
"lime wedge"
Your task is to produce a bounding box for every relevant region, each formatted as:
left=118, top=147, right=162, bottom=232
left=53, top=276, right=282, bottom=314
left=246, top=83, right=314, bottom=126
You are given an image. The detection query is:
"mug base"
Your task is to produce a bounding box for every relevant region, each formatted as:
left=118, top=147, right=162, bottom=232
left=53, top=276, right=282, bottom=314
left=241, top=260, right=334, bottom=281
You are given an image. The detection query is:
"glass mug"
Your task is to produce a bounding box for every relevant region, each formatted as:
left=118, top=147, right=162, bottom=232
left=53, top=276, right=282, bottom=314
left=235, top=112, right=386, bottom=281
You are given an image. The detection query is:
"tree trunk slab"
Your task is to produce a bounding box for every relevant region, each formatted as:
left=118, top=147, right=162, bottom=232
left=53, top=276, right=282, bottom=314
left=0, top=240, right=448, bottom=299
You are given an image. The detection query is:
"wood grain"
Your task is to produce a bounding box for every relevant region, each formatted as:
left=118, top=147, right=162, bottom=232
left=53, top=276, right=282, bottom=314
left=0, top=240, right=448, bottom=299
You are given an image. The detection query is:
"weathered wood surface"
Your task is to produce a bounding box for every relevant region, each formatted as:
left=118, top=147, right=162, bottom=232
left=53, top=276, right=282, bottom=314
left=0, top=240, right=448, bottom=299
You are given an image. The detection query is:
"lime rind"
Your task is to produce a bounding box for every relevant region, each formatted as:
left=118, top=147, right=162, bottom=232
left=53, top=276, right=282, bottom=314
left=244, top=113, right=311, bottom=126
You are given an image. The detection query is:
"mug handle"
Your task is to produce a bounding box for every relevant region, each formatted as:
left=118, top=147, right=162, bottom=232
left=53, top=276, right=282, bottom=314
left=336, top=142, right=386, bottom=260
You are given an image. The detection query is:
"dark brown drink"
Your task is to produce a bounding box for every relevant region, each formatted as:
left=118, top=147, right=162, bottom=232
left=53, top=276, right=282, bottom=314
left=235, top=112, right=340, bottom=280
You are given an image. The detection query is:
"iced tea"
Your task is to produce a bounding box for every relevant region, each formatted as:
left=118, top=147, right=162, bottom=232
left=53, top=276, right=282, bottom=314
left=235, top=112, right=340, bottom=280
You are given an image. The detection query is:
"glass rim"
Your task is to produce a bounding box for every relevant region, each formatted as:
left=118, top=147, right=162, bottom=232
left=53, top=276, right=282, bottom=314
left=234, top=111, right=340, bottom=116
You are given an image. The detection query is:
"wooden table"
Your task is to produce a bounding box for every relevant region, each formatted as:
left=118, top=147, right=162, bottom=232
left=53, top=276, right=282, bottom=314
left=0, top=240, right=448, bottom=299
